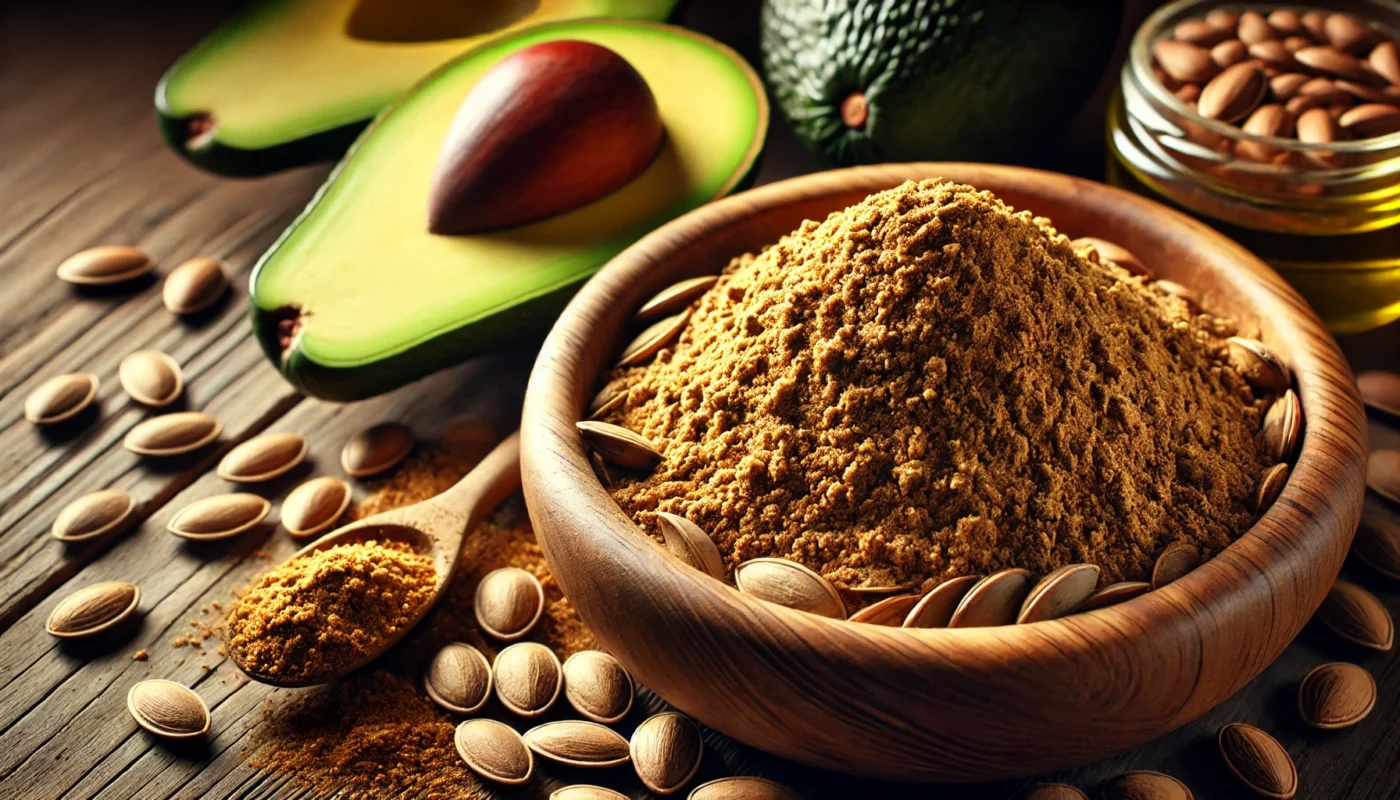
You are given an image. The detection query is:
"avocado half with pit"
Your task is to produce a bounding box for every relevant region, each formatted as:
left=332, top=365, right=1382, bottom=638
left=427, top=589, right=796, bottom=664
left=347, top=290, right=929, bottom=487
left=761, top=0, right=1120, bottom=166
left=155, top=0, right=682, bottom=176
left=250, top=20, right=767, bottom=401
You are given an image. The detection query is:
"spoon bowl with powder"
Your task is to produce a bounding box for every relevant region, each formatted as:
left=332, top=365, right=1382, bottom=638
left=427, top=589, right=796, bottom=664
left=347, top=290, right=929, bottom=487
left=226, top=432, right=521, bottom=688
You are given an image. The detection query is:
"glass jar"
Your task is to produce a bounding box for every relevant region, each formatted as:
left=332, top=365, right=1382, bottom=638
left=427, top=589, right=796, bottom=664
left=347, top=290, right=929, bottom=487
left=1107, top=0, right=1400, bottom=333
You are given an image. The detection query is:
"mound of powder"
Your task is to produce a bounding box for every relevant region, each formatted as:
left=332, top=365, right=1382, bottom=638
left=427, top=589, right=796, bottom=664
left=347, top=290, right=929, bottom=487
left=598, top=179, right=1269, bottom=588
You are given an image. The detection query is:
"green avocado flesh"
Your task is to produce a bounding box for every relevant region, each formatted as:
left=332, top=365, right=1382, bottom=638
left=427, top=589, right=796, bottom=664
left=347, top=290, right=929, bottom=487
left=760, top=0, right=1119, bottom=166
left=250, top=20, right=767, bottom=401
left=156, top=0, right=680, bottom=175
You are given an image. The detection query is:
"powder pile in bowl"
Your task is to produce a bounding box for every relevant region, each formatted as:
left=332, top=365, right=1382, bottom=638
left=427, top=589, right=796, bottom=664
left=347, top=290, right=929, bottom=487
left=596, top=178, right=1269, bottom=589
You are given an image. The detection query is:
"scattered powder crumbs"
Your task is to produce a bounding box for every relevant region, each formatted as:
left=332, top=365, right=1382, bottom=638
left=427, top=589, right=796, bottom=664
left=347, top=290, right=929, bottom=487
left=600, top=179, right=1269, bottom=589
left=245, top=445, right=595, bottom=797
left=224, top=539, right=436, bottom=683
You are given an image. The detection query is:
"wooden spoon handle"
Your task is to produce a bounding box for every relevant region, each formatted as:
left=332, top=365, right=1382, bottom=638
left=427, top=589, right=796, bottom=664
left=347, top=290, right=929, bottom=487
left=434, top=431, right=522, bottom=522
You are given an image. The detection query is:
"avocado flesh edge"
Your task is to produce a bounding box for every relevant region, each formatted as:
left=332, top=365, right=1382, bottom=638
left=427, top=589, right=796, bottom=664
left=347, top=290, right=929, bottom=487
left=156, top=0, right=683, bottom=176
left=251, top=21, right=766, bottom=401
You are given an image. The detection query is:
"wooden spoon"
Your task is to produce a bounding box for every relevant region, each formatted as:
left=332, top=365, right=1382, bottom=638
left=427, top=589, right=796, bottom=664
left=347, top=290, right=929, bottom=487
left=229, top=432, right=522, bottom=687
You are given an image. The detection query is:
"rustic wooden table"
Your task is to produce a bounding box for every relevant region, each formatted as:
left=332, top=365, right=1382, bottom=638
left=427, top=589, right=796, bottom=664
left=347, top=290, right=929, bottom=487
left=1, top=2, right=1396, bottom=799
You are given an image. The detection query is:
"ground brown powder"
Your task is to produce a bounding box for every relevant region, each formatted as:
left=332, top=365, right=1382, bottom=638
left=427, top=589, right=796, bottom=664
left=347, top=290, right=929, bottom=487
left=599, top=179, right=1268, bottom=588
left=225, top=539, right=436, bottom=682
left=248, top=446, right=595, bottom=799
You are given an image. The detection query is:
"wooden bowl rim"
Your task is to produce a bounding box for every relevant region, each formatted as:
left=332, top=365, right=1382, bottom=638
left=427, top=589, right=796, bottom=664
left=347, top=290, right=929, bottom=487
left=520, top=162, right=1367, bottom=779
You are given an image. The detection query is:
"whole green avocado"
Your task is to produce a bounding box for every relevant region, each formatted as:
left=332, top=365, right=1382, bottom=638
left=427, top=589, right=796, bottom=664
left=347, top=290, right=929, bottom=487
left=761, top=0, right=1121, bottom=165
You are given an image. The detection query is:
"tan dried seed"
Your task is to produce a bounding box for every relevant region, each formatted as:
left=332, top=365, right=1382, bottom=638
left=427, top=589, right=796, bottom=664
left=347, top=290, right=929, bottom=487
left=51, top=489, right=135, bottom=542
left=1325, top=13, right=1384, bottom=55
left=1174, top=20, right=1231, bottom=48
left=563, top=650, right=634, bottom=724
left=123, top=412, right=222, bottom=456
left=454, top=718, right=533, bottom=784
left=576, top=420, right=663, bottom=471
left=216, top=432, right=307, bottom=482
left=849, top=593, right=921, bottom=625
left=655, top=512, right=725, bottom=580
left=1262, top=389, right=1301, bottom=463
left=689, top=777, right=802, bottom=800
left=1226, top=337, right=1290, bottom=393
left=1249, top=40, right=1297, bottom=70
left=1316, top=579, right=1393, bottom=651
left=1101, top=771, right=1194, bottom=800
left=1017, top=564, right=1100, bottom=624
left=492, top=642, right=562, bottom=717
left=734, top=558, right=846, bottom=619
left=1255, top=463, right=1290, bottom=515
left=1354, top=501, right=1400, bottom=579
left=425, top=642, right=492, bottom=714
left=1298, top=661, right=1376, bottom=729
left=1269, top=72, right=1310, bottom=100
left=118, top=351, right=183, bottom=407
left=1369, top=41, right=1400, bottom=86
left=1212, top=39, right=1249, bottom=69
left=631, top=712, right=703, bottom=795
left=279, top=476, right=351, bottom=538
left=1205, top=9, right=1239, bottom=31
left=903, top=575, right=980, bottom=628
left=1237, top=11, right=1277, bottom=46
left=46, top=581, right=140, bottom=637
left=1367, top=449, right=1400, bottom=503
left=167, top=493, right=270, bottom=540
left=25, top=373, right=99, bottom=425
left=551, top=788, right=628, bottom=800
left=617, top=310, right=690, bottom=367
left=948, top=568, right=1035, bottom=628
left=1296, top=45, right=1373, bottom=81
left=1154, top=39, right=1220, bottom=83
left=1015, top=785, right=1088, bottom=800
left=1301, top=11, right=1328, bottom=42
left=341, top=422, right=413, bottom=477
left=1217, top=723, right=1297, bottom=799
left=1266, top=9, right=1305, bottom=37
left=127, top=679, right=210, bottom=739
left=56, top=245, right=153, bottom=285
left=1152, top=542, right=1201, bottom=589
left=474, top=567, right=544, bottom=641
left=524, top=721, right=631, bottom=767
left=162, top=257, right=228, bottom=314
left=1079, top=581, right=1152, bottom=612
left=636, top=275, right=719, bottom=322
left=1200, top=62, right=1267, bottom=122
left=1339, top=103, right=1400, bottom=138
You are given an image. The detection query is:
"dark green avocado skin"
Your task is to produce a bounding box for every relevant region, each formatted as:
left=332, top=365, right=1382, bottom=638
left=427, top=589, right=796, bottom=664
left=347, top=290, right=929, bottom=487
left=156, top=111, right=364, bottom=178
left=761, top=0, right=1120, bottom=166
left=251, top=151, right=762, bottom=402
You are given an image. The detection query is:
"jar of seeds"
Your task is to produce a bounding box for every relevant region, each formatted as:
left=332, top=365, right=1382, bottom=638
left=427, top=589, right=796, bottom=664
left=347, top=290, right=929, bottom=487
left=1107, top=0, right=1400, bottom=333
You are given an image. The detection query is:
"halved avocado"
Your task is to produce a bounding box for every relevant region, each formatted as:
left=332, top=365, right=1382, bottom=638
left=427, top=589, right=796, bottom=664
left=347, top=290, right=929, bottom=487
left=250, top=20, right=767, bottom=401
left=156, top=0, right=682, bottom=176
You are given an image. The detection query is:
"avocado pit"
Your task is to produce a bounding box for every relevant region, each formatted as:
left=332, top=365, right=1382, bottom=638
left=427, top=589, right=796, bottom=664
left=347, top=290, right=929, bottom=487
left=426, top=39, right=664, bottom=235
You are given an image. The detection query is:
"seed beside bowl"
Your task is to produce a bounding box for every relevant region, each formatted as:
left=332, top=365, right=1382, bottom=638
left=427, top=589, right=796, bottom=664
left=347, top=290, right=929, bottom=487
left=163, top=256, right=228, bottom=314
left=1100, top=770, right=1193, bottom=800
left=493, top=642, right=562, bottom=717
left=903, top=575, right=979, bottom=628
left=1298, top=661, right=1376, bottom=729
left=1015, top=784, right=1088, bottom=800
left=524, top=720, right=631, bottom=767
left=25, top=373, right=99, bottom=425
left=688, top=777, right=801, bottom=800
left=1315, top=579, right=1393, bottom=651
left=947, top=568, right=1035, bottom=628
left=124, top=412, right=222, bottom=456
left=655, top=512, right=725, bottom=580
left=46, top=581, right=140, bottom=638
left=425, top=642, right=493, bottom=715
left=118, top=351, right=183, bottom=407
left=126, top=679, right=210, bottom=739
left=1354, top=503, right=1400, bottom=579
left=576, top=420, right=663, bottom=471
left=636, top=275, right=719, bottom=322
left=563, top=650, right=633, bottom=724
left=280, top=476, right=351, bottom=538
left=341, top=422, right=414, bottom=478
left=455, top=718, right=532, bottom=785
left=1366, top=449, right=1400, bottom=504
left=734, top=558, right=846, bottom=620
left=1017, top=564, right=1100, bottom=624
left=167, top=493, right=270, bottom=540
left=216, top=432, right=307, bottom=483
left=1217, top=722, right=1297, bottom=799
left=474, top=567, right=544, bottom=641
left=1152, top=543, right=1201, bottom=589
left=51, top=489, right=135, bottom=542
left=551, top=786, right=628, bottom=800
left=56, top=245, right=153, bottom=286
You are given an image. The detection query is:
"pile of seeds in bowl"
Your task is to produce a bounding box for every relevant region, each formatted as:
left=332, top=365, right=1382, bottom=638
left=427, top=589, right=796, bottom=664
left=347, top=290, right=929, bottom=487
left=1151, top=6, right=1400, bottom=160
left=580, top=178, right=1299, bottom=628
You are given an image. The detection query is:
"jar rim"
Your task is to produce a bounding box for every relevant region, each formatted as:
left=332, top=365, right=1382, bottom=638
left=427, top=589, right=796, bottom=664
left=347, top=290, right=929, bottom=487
left=1130, top=0, right=1400, bottom=155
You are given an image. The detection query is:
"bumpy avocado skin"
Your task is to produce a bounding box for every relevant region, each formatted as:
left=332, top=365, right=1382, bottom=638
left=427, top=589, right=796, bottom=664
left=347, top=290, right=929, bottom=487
left=761, top=0, right=1120, bottom=166
left=156, top=0, right=689, bottom=177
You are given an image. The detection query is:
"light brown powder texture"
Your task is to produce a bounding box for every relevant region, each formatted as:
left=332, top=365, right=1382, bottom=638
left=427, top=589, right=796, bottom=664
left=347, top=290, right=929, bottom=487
left=599, top=179, right=1268, bottom=588
left=225, top=539, right=436, bottom=682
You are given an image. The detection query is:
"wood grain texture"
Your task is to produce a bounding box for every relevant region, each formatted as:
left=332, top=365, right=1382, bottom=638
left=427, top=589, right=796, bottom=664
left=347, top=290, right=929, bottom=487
left=520, top=164, right=1370, bottom=781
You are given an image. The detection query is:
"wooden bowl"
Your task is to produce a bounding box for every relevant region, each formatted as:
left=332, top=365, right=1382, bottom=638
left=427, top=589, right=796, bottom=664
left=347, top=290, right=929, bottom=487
left=519, top=164, right=1367, bottom=782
